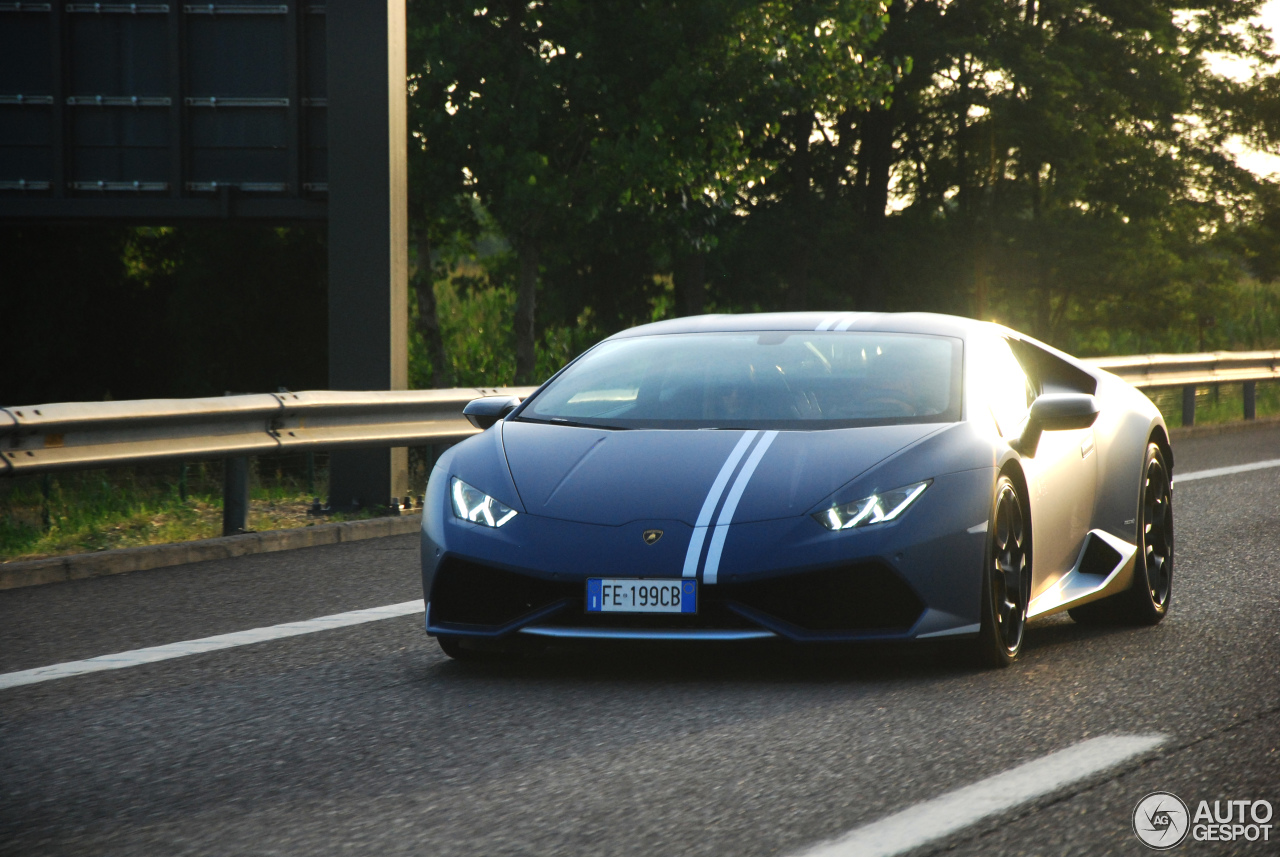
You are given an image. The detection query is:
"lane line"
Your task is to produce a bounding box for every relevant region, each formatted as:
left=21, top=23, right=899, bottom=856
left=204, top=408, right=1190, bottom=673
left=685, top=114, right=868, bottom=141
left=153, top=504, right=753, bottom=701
left=791, top=734, right=1166, bottom=857
left=682, top=431, right=758, bottom=578
left=0, top=600, right=425, bottom=691
left=1176, top=457, right=1280, bottom=483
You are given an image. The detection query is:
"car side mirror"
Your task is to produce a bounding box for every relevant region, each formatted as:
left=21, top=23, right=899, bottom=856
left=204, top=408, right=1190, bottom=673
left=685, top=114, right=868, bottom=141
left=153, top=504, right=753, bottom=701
left=463, top=395, right=521, bottom=430
left=1013, top=393, right=1099, bottom=457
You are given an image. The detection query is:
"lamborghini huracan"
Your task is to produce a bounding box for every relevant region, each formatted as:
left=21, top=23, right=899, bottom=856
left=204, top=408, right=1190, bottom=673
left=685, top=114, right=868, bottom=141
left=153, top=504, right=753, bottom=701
left=420, top=312, right=1173, bottom=666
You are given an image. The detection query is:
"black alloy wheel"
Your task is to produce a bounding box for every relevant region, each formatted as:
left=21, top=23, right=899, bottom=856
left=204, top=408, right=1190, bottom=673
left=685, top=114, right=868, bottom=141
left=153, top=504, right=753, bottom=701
left=1128, top=443, right=1174, bottom=623
left=1069, top=442, right=1173, bottom=626
left=971, top=475, right=1032, bottom=667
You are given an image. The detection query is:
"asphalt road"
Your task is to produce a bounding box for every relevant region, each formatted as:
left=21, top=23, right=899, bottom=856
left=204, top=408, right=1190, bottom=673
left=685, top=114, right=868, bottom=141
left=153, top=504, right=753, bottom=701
left=1, top=424, right=1277, bottom=856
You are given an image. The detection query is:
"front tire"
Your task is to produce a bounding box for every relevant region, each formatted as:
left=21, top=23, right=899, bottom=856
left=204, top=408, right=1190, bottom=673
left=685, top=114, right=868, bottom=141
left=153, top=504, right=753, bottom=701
left=436, top=634, right=472, bottom=660
left=1069, top=443, right=1173, bottom=626
left=969, top=474, right=1032, bottom=667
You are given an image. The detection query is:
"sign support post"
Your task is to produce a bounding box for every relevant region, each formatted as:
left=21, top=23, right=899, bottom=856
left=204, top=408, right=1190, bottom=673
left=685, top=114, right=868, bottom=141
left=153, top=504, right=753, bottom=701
left=326, top=0, right=410, bottom=510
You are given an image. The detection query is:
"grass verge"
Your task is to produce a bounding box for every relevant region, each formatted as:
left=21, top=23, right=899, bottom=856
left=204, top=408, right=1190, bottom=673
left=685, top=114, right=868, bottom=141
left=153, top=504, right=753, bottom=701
left=0, top=455, right=396, bottom=563
left=1145, top=380, right=1280, bottom=429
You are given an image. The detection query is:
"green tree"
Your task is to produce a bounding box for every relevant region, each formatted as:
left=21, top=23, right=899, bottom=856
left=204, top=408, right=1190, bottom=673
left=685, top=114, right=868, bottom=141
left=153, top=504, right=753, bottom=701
left=407, top=0, right=891, bottom=380
left=844, top=0, right=1280, bottom=346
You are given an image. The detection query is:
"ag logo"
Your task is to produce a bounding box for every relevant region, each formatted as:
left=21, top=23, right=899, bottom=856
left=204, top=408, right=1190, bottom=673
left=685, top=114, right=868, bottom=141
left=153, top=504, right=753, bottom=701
left=1133, top=791, right=1190, bottom=849
left=642, top=529, right=663, bottom=545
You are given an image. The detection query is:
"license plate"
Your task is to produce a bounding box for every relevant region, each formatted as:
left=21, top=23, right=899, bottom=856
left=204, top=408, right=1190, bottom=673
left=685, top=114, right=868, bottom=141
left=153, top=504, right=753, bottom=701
left=586, top=578, right=697, bottom=614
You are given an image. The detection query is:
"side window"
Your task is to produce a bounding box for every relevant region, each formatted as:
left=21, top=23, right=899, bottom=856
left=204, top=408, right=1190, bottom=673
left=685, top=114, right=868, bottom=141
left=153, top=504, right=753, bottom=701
left=976, top=337, right=1035, bottom=438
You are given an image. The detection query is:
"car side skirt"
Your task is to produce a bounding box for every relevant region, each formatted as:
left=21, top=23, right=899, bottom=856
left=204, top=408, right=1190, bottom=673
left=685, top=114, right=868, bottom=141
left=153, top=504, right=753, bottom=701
left=1027, top=529, right=1137, bottom=618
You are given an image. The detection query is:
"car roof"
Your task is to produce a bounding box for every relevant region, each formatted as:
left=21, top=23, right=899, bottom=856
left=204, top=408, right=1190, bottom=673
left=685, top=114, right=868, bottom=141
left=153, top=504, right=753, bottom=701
left=608, top=311, right=1001, bottom=341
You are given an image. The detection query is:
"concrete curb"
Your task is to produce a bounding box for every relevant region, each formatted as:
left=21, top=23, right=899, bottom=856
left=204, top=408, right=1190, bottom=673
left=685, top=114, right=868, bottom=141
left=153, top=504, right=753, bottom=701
left=0, top=515, right=422, bottom=591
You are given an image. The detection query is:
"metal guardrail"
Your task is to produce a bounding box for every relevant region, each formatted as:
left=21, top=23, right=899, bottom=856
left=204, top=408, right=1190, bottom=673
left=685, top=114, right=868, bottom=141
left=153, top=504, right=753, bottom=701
left=1085, top=350, right=1280, bottom=426
left=0, top=386, right=536, bottom=535
left=4, top=350, right=1277, bottom=476
left=1086, top=350, right=1280, bottom=388
left=1, top=350, right=1276, bottom=533
left=0, top=387, right=536, bottom=479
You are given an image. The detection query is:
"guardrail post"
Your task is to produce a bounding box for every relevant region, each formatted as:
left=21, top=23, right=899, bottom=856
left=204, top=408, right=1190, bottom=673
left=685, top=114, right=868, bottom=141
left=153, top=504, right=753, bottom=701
left=222, top=457, right=250, bottom=536
left=40, top=473, right=52, bottom=531
left=1182, top=385, right=1197, bottom=427
left=1244, top=381, right=1257, bottom=420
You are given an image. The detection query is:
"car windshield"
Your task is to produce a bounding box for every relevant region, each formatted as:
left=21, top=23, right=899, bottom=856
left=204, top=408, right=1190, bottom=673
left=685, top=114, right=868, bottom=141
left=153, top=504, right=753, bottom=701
left=518, top=331, right=963, bottom=430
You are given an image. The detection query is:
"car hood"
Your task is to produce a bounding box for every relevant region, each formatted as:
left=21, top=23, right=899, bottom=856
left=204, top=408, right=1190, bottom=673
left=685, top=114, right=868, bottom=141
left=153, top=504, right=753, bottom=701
left=499, top=420, right=946, bottom=526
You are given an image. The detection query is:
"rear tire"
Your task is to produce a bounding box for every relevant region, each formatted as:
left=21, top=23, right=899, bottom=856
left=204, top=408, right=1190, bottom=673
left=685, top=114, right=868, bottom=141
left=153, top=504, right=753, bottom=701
left=1069, top=443, right=1172, bottom=626
left=968, top=474, right=1031, bottom=668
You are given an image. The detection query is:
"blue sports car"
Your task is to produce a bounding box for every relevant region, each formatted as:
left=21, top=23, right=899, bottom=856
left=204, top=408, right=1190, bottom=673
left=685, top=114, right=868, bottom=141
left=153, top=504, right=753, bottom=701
left=421, top=312, right=1173, bottom=666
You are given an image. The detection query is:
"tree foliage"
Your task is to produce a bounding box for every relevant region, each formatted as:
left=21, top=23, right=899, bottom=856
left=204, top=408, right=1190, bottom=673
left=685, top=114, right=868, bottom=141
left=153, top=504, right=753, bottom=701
left=407, top=0, right=893, bottom=379
left=408, top=0, right=1280, bottom=382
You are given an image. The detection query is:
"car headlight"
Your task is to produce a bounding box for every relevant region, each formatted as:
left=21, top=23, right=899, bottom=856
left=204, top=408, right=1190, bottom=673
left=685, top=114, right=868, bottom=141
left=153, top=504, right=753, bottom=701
left=814, top=480, right=931, bottom=531
left=450, top=477, right=517, bottom=527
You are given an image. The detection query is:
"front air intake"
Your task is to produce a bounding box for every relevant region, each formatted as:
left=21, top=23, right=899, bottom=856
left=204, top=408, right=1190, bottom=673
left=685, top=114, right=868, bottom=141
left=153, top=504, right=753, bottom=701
left=722, top=562, right=925, bottom=633
left=431, top=557, right=573, bottom=628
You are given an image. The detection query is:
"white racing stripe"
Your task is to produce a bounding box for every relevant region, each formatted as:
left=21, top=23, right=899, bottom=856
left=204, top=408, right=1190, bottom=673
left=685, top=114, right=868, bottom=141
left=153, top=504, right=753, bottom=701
left=816, top=313, right=863, bottom=332
left=0, top=600, right=425, bottom=691
left=792, top=734, right=1167, bottom=857
left=703, top=431, right=779, bottom=584
left=683, top=431, right=759, bottom=578
left=1176, top=457, right=1280, bottom=483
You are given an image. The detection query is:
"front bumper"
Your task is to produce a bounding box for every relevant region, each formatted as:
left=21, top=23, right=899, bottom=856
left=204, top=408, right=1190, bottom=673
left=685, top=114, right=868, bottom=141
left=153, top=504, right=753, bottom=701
left=421, top=467, right=995, bottom=643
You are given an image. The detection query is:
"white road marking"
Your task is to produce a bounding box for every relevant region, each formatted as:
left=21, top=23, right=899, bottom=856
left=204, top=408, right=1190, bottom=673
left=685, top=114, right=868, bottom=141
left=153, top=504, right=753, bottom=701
left=0, top=600, right=425, bottom=691
left=703, top=430, right=779, bottom=584
left=791, top=734, right=1166, bottom=857
left=683, top=431, right=758, bottom=578
left=1176, top=457, right=1280, bottom=483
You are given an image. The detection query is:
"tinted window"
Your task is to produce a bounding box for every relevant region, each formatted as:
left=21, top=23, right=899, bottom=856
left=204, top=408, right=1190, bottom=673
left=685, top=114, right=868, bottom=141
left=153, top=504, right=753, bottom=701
left=519, top=331, right=963, bottom=430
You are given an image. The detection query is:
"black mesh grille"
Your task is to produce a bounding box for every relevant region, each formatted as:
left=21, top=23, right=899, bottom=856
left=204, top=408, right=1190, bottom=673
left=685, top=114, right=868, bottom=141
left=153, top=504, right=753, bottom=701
left=722, top=562, right=924, bottom=633
left=430, top=557, right=574, bottom=628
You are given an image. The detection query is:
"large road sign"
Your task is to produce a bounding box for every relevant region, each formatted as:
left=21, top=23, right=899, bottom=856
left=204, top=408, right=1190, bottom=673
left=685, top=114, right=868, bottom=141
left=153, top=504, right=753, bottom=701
left=1, top=0, right=411, bottom=510
left=0, top=1, right=326, bottom=220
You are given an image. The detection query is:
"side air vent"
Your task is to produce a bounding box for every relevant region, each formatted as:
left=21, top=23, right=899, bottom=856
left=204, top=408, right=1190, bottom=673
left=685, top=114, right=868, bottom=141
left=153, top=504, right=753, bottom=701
left=1077, top=534, right=1123, bottom=576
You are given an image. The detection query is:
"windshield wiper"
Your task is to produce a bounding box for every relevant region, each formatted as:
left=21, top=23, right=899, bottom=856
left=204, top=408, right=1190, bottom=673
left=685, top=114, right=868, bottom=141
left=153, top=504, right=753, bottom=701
left=514, top=416, right=630, bottom=430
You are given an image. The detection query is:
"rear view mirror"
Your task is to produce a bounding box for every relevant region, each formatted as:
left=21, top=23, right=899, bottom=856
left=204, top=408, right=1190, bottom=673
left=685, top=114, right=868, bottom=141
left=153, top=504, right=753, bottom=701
left=1013, top=393, right=1099, bottom=457
left=463, top=395, right=521, bottom=430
